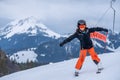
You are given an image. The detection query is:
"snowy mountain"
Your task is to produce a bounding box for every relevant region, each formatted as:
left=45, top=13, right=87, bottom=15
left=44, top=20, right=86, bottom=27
left=0, top=17, right=61, bottom=54
left=0, top=16, right=60, bottom=39
left=0, top=17, right=120, bottom=64
left=0, top=52, right=120, bottom=80
left=9, top=36, right=115, bottom=64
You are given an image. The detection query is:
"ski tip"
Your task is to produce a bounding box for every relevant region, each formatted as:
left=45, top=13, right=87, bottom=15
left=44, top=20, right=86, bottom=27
left=74, top=72, right=79, bottom=77
left=96, top=71, right=101, bottom=74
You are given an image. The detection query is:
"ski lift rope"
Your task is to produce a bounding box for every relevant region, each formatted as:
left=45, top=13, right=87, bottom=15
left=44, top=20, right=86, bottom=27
left=93, top=7, right=111, bottom=53
left=95, top=7, right=111, bottom=26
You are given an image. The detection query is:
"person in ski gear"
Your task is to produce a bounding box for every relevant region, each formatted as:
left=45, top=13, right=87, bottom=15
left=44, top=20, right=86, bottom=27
left=59, top=20, right=108, bottom=76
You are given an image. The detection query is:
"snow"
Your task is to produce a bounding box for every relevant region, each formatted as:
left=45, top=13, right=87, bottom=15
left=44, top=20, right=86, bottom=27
left=1, top=17, right=61, bottom=39
left=10, top=51, right=38, bottom=63
left=40, top=54, right=46, bottom=57
left=1, top=51, right=120, bottom=80
left=106, top=38, right=111, bottom=44
left=116, top=47, right=120, bottom=51
left=106, top=46, right=115, bottom=51
left=92, top=39, right=104, bottom=48
left=65, top=45, right=72, bottom=54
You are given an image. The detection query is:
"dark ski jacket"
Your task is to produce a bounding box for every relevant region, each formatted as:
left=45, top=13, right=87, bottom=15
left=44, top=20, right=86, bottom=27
left=60, top=27, right=108, bottom=49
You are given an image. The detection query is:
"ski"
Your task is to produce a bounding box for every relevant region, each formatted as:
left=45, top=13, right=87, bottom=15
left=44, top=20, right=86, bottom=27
left=96, top=68, right=104, bottom=74
left=74, top=71, right=79, bottom=77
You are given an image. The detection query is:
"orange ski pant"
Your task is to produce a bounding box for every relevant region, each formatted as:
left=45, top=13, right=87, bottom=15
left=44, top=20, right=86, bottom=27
left=75, top=47, right=100, bottom=70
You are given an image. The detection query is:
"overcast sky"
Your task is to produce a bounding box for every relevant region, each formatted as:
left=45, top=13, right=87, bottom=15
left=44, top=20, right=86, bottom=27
left=0, top=0, right=120, bottom=34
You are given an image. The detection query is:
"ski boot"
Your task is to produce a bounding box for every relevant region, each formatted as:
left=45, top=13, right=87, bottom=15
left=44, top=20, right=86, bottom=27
left=96, top=62, right=104, bottom=74
left=75, top=71, right=79, bottom=76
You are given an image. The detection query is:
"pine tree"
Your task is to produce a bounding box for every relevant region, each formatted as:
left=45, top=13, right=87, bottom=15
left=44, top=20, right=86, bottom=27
left=0, top=49, right=20, bottom=77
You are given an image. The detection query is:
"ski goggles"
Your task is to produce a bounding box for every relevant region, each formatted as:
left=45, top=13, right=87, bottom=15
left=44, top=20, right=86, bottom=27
left=79, top=24, right=86, bottom=29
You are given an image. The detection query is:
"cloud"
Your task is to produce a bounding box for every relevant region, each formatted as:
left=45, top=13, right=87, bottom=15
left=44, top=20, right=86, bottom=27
left=0, top=0, right=110, bottom=19
left=0, top=0, right=120, bottom=34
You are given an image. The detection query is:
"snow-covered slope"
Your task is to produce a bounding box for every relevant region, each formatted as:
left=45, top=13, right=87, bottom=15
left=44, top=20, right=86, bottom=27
left=0, top=52, right=120, bottom=80
left=10, top=50, right=38, bottom=63
left=1, top=17, right=60, bottom=39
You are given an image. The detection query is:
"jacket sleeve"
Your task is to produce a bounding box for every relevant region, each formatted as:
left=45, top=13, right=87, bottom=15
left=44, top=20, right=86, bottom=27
left=89, top=27, right=108, bottom=33
left=60, top=32, right=77, bottom=46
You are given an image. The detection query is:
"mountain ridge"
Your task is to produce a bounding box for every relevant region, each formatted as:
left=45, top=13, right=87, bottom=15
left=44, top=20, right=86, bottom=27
left=0, top=17, right=120, bottom=64
left=0, top=17, right=61, bottom=39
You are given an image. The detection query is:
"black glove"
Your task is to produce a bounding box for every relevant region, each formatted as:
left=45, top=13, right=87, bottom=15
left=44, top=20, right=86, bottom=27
left=59, top=42, right=64, bottom=47
left=104, top=29, right=108, bottom=32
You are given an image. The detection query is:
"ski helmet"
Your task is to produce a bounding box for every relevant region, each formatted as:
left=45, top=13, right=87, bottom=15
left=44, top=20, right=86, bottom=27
left=77, top=20, right=86, bottom=27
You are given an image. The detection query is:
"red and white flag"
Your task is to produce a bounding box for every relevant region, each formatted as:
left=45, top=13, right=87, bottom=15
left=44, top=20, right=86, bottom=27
left=90, top=32, right=107, bottom=42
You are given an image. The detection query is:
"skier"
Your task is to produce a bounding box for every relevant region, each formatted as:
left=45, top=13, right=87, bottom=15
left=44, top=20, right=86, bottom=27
left=59, top=20, right=108, bottom=76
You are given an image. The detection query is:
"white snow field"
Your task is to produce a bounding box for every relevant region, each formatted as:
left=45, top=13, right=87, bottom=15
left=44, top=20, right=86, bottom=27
left=0, top=51, right=120, bottom=80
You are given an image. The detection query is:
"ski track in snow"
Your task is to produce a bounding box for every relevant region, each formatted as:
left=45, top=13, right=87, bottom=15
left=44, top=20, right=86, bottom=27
left=0, top=52, right=120, bottom=80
